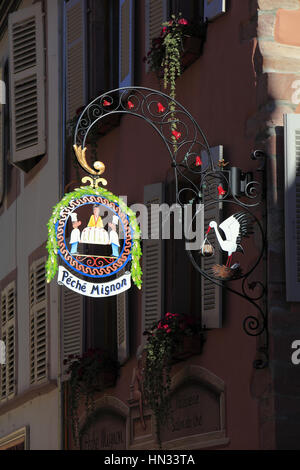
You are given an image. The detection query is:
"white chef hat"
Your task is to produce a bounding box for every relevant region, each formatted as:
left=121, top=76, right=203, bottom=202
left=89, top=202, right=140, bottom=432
left=71, top=213, right=78, bottom=222
left=112, top=215, right=119, bottom=225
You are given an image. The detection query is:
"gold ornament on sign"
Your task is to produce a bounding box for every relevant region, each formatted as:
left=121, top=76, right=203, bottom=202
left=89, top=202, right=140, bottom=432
left=73, top=144, right=108, bottom=188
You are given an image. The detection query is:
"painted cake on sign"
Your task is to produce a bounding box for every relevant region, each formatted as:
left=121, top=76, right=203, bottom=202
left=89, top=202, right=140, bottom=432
left=81, top=227, right=109, bottom=245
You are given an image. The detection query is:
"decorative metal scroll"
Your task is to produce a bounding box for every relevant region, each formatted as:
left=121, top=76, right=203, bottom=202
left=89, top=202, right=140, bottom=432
left=73, top=86, right=268, bottom=369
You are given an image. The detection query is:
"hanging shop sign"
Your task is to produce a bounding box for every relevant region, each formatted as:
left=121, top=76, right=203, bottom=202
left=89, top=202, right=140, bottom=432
left=46, top=149, right=142, bottom=297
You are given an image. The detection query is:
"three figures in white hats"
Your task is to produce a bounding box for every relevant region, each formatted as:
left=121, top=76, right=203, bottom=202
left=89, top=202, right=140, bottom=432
left=69, top=210, right=120, bottom=257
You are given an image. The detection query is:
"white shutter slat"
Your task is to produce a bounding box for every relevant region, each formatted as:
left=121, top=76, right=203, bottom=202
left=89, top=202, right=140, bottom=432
left=30, top=258, right=48, bottom=384
left=142, top=183, right=165, bottom=339
left=201, top=147, right=223, bottom=328
left=0, top=282, right=16, bottom=401
left=284, top=114, right=300, bottom=301
left=145, top=0, right=167, bottom=68
left=61, top=287, right=83, bottom=380
left=116, top=268, right=129, bottom=364
left=119, top=0, right=134, bottom=88
left=65, top=0, right=87, bottom=120
left=8, top=2, right=45, bottom=168
left=204, top=0, right=226, bottom=21
left=0, top=64, right=3, bottom=205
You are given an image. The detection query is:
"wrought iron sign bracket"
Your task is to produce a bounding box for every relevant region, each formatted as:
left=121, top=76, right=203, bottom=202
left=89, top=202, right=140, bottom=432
left=72, top=86, right=268, bottom=369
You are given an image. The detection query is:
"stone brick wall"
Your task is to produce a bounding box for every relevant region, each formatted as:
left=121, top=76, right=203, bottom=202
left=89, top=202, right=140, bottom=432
left=252, top=0, right=300, bottom=450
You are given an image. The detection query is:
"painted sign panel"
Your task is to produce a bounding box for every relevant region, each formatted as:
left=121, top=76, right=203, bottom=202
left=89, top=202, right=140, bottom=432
left=57, top=266, right=131, bottom=297
left=46, top=187, right=142, bottom=297
left=160, top=380, right=221, bottom=443
left=80, top=411, right=126, bottom=450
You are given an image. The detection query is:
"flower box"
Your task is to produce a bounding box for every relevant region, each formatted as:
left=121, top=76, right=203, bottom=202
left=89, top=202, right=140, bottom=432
left=172, top=334, right=204, bottom=362
left=181, top=36, right=205, bottom=69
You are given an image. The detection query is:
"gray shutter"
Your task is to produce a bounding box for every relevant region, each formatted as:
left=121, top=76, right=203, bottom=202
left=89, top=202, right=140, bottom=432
left=119, top=0, right=134, bottom=88
left=145, top=0, right=167, bottom=70
left=201, top=146, right=223, bottom=328
left=204, top=0, right=226, bottom=20
left=65, top=0, right=87, bottom=120
left=284, top=113, right=300, bottom=301
left=141, top=183, right=165, bottom=340
left=29, top=258, right=48, bottom=384
left=61, top=286, right=83, bottom=379
left=116, top=268, right=129, bottom=364
left=8, top=2, right=46, bottom=170
left=0, top=64, right=3, bottom=205
left=0, top=282, right=16, bottom=401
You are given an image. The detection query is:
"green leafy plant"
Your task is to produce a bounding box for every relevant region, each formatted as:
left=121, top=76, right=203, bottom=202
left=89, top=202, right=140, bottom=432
left=64, top=348, right=120, bottom=448
left=46, top=185, right=142, bottom=289
left=144, top=14, right=206, bottom=150
left=143, top=312, right=205, bottom=447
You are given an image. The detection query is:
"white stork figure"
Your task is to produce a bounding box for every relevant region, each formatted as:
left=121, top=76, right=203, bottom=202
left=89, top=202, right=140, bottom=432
left=206, top=212, right=253, bottom=267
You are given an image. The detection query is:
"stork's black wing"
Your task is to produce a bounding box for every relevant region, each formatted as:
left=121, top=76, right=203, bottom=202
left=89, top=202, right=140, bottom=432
left=232, top=212, right=254, bottom=246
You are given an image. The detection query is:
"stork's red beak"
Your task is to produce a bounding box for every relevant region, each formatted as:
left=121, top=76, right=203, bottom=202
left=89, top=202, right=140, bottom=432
left=206, top=226, right=211, bottom=234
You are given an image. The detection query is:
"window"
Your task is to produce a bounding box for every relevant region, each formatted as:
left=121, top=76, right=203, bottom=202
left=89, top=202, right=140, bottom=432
left=87, top=0, right=119, bottom=100
left=84, top=268, right=129, bottom=364
left=65, top=0, right=87, bottom=120
left=29, top=258, right=48, bottom=384
left=8, top=2, right=46, bottom=172
left=145, top=0, right=203, bottom=67
left=0, top=427, right=28, bottom=450
left=0, top=281, right=16, bottom=401
left=168, top=0, right=203, bottom=20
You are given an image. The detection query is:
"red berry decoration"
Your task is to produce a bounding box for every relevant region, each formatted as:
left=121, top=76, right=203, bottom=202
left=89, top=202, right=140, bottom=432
left=157, top=102, right=166, bottom=113
left=103, top=99, right=111, bottom=107
left=127, top=100, right=134, bottom=109
left=172, top=130, right=181, bottom=141
left=195, top=156, right=202, bottom=167
left=217, top=185, right=226, bottom=196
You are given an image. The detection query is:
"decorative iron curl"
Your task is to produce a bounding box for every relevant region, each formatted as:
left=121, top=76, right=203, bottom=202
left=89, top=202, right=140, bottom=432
left=74, top=87, right=214, bottom=187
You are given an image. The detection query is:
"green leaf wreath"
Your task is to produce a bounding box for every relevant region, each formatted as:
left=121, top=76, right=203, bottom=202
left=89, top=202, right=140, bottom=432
left=46, top=186, right=142, bottom=288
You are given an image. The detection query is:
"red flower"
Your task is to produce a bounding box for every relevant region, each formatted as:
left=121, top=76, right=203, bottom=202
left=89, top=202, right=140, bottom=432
left=162, top=26, right=167, bottom=34
left=195, top=156, right=202, bottom=166
left=163, top=324, right=169, bottom=329
left=166, top=329, right=171, bottom=333
left=178, top=18, right=188, bottom=25
left=157, top=102, right=166, bottom=113
left=157, top=321, right=163, bottom=329
left=172, top=130, right=181, bottom=140
left=217, top=185, right=226, bottom=196
left=128, top=100, right=134, bottom=109
left=103, top=99, right=111, bottom=107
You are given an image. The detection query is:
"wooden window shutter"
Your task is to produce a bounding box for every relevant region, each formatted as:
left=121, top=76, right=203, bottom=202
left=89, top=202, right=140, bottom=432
left=116, top=268, right=129, bottom=364
left=141, top=183, right=165, bottom=342
left=8, top=2, right=45, bottom=171
left=61, top=286, right=83, bottom=379
left=204, top=0, right=226, bottom=21
left=65, top=0, right=87, bottom=121
left=0, top=64, right=4, bottom=205
left=201, top=147, right=223, bottom=328
left=145, top=0, right=167, bottom=70
left=0, top=282, right=16, bottom=401
left=29, top=258, right=48, bottom=384
left=119, top=0, right=134, bottom=88
left=284, top=114, right=300, bottom=301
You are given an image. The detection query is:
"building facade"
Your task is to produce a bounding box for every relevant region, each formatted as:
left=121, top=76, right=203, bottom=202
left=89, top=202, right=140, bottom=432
left=0, top=0, right=63, bottom=450
left=1, top=0, right=300, bottom=450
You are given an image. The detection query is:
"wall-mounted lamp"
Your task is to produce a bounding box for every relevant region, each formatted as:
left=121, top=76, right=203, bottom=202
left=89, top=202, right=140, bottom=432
left=229, top=167, right=253, bottom=198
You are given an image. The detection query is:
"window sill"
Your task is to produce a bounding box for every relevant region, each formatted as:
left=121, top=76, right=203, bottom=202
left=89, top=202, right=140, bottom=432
left=0, top=380, right=57, bottom=417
